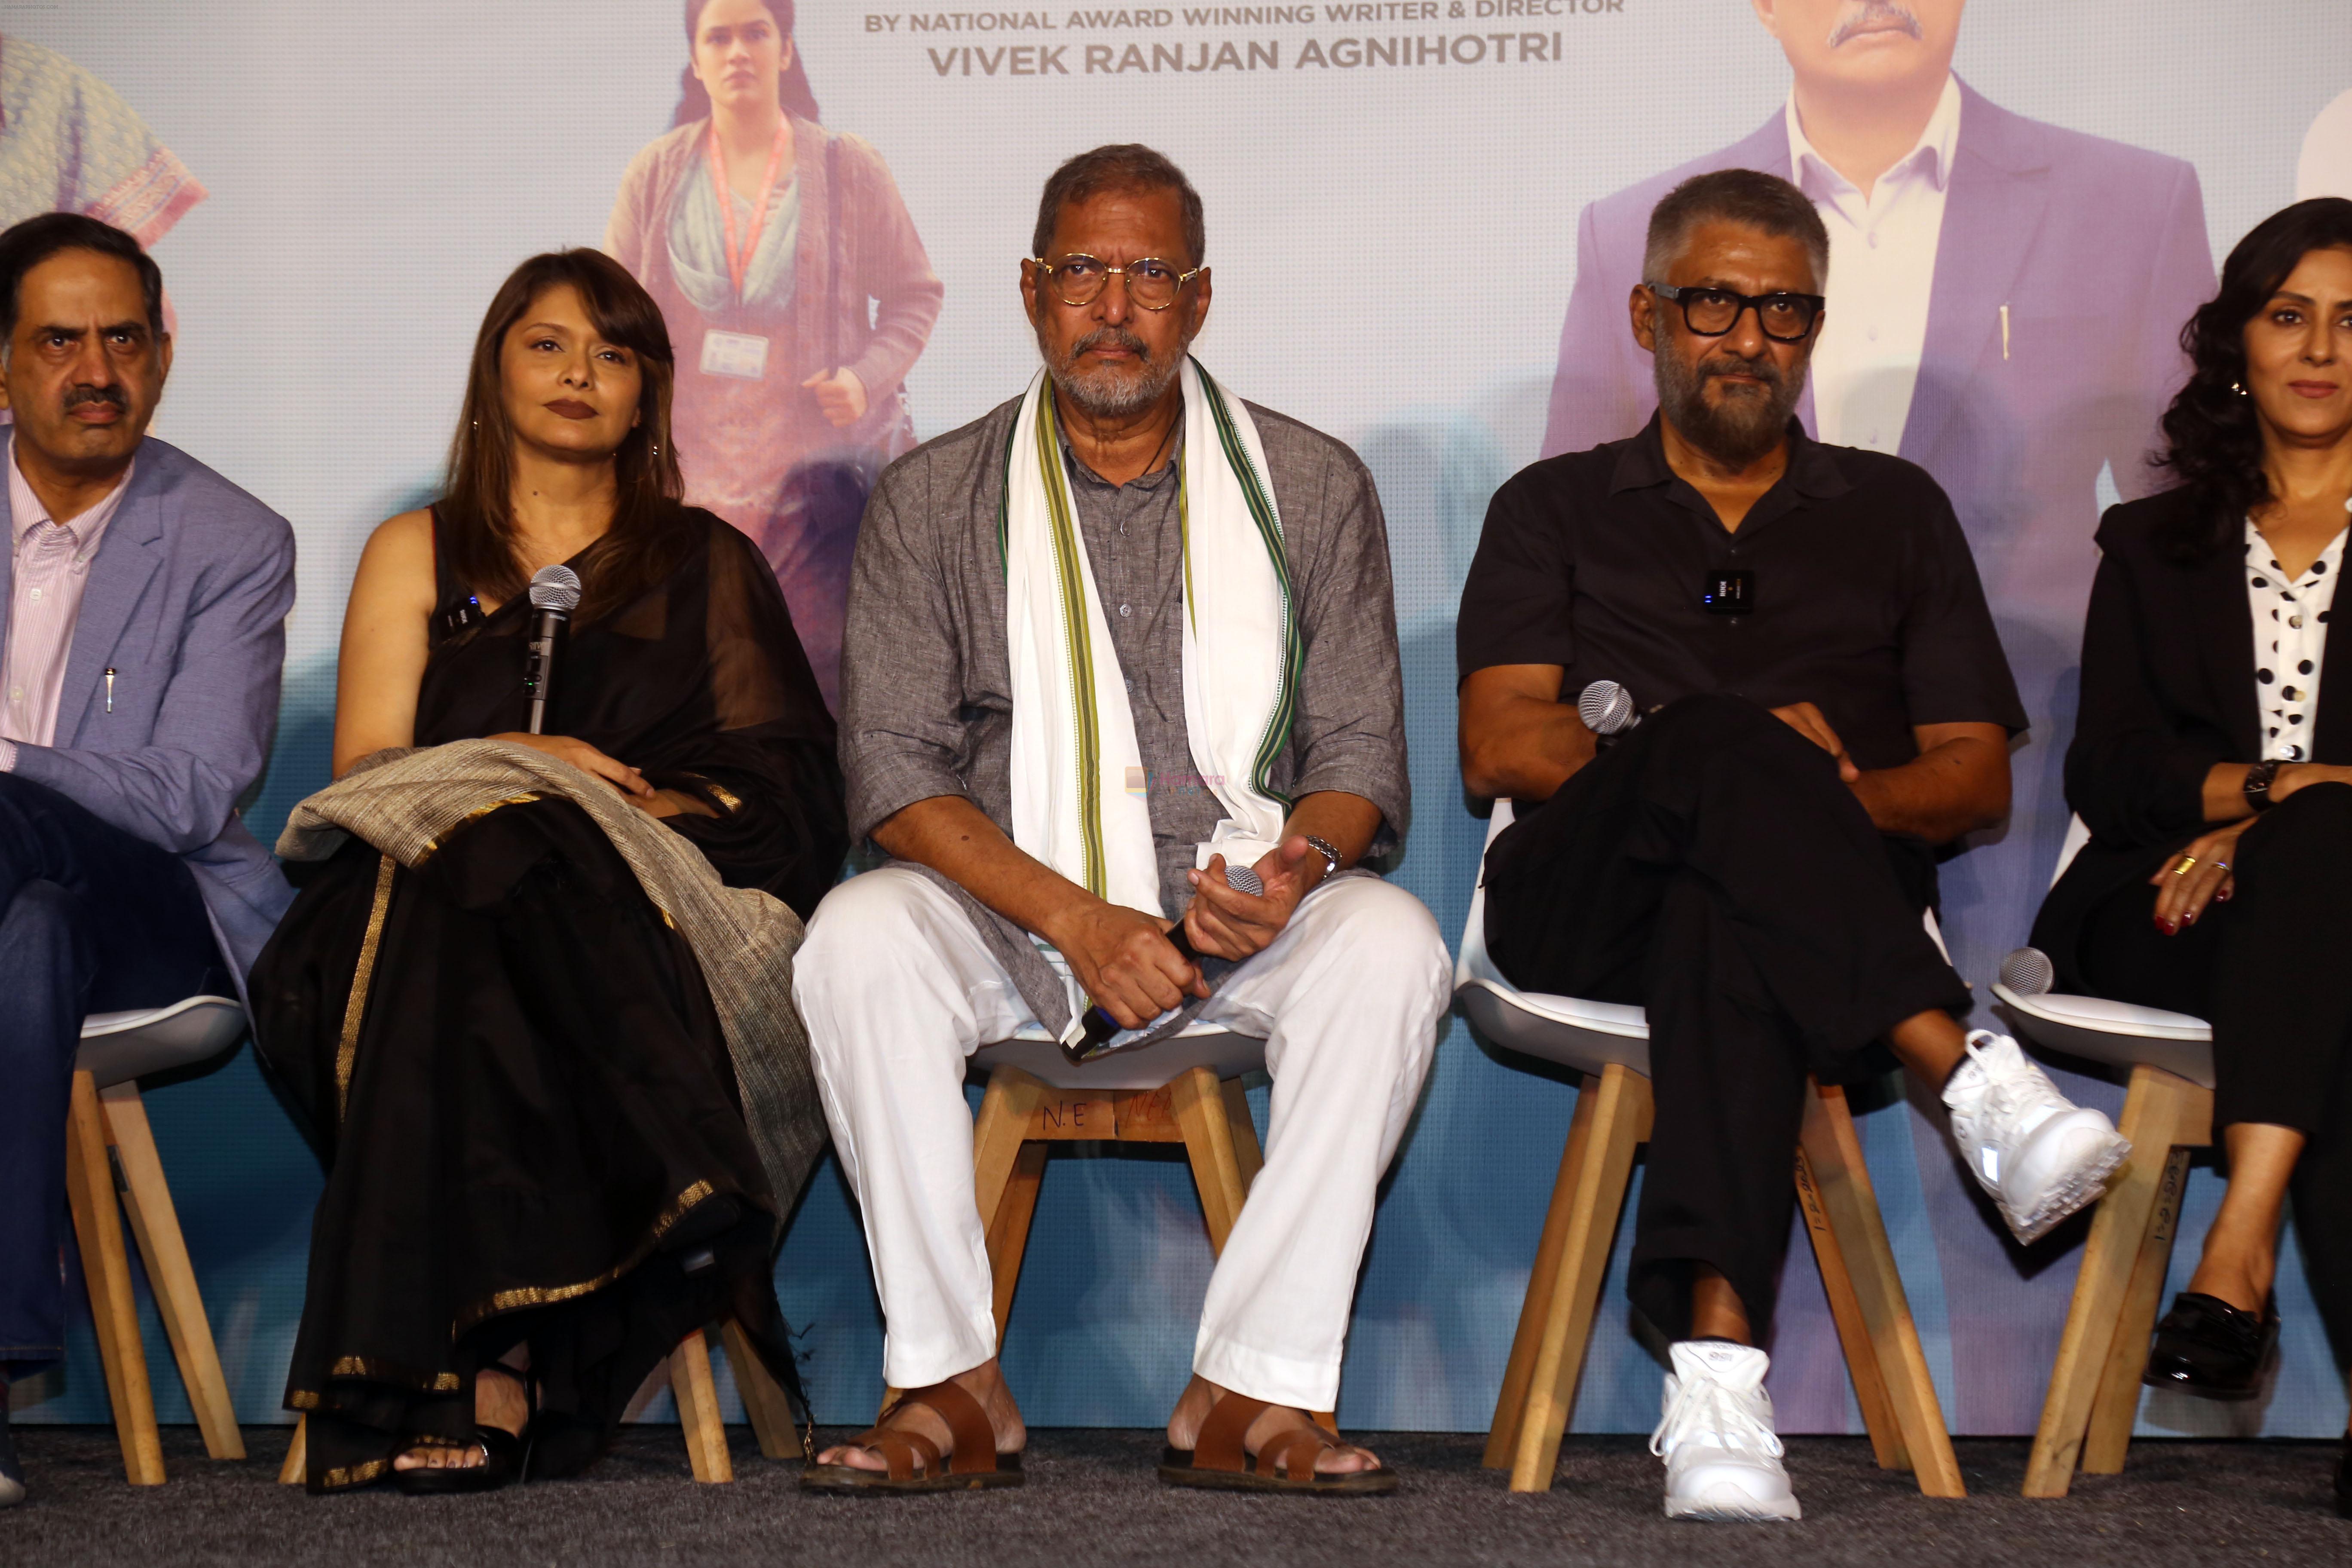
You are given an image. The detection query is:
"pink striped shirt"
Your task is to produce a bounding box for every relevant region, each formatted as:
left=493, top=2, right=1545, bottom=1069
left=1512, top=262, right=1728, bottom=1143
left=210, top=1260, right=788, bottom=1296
left=1, top=435, right=135, bottom=771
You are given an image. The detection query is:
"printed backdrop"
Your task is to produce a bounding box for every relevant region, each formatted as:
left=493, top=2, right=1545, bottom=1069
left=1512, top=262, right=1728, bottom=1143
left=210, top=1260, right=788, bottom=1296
left=10, top=1, right=2352, bottom=1440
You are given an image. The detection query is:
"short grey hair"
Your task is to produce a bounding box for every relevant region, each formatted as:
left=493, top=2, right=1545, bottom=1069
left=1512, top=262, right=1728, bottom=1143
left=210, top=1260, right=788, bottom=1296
left=1031, top=144, right=1205, bottom=266
left=1642, top=168, right=1828, bottom=290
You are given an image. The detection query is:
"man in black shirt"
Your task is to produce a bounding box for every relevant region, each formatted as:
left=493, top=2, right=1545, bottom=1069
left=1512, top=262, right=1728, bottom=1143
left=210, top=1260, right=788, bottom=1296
left=1458, top=170, right=2128, bottom=1524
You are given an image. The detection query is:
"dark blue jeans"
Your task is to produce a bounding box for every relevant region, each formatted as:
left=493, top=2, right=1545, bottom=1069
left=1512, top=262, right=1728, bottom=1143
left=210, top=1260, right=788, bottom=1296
left=0, top=773, right=225, bottom=1380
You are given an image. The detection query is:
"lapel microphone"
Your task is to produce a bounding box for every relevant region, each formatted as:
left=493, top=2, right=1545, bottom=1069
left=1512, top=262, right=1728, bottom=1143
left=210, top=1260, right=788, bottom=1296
left=524, top=564, right=582, bottom=735
left=1066, top=863, right=1266, bottom=1065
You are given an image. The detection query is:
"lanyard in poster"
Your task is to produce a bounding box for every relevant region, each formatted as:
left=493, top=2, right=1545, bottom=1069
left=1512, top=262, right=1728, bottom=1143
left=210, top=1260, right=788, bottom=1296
left=705, top=122, right=790, bottom=299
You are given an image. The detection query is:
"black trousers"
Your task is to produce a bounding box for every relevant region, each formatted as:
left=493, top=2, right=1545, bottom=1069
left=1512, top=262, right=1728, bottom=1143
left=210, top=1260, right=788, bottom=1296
left=2073, top=781, right=2352, bottom=1364
left=0, top=774, right=226, bottom=1378
left=1483, top=694, right=1967, bottom=1342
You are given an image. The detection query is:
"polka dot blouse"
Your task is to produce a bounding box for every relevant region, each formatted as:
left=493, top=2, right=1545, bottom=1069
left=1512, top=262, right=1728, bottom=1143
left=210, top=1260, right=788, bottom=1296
left=2246, top=517, right=2348, bottom=762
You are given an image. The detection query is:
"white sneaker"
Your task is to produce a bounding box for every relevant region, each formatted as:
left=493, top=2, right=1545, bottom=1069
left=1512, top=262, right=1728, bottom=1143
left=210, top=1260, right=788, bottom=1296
left=1651, top=1341, right=1801, bottom=1522
left=1943, top=1030, right=2130, bottom=1245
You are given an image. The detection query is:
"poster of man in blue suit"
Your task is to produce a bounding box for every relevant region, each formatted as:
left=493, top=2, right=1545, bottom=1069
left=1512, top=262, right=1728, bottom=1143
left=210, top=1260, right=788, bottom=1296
left=1542, top=0, right=2213, bottom=968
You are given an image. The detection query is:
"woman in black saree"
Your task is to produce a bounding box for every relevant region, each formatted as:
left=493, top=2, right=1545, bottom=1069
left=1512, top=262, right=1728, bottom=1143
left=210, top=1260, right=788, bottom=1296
left=251, top=248, right=846, bottom=1493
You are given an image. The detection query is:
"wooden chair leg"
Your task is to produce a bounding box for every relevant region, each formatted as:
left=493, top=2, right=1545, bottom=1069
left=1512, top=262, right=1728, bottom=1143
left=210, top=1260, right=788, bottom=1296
left=1486, top=1067, right=1602, bottom=1470
left=64, top=1069, right=165, bottom=1485
left=2023, top=1065, right=2210, bottom=1497
left=985, top=1141, right=1048, bottom=1337
left=671, top=1328, right=733, bottom=1482
left=1171, top=1066, right=1250, bottom=1257
left=973, top=1066, right=1045, bottom=1231
left=1220, top=1077, right=1265, bottom=1192
left=97, top=1082, right=245, bottom=1461
left=2082, top=1146, right=2194, bottom=1474
left=278, top=1414, right=307, bottom=1485
left=719, top=1317, right=801, bottom=1461
left=1797, top=1079, right=1965, bottom=1498
left=1495, top=1062, right=1651, bottom=1494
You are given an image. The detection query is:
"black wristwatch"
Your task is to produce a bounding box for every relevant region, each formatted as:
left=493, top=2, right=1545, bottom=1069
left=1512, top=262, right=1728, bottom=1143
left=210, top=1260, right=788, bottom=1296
left=2244, top=759, right=2283, bottom=812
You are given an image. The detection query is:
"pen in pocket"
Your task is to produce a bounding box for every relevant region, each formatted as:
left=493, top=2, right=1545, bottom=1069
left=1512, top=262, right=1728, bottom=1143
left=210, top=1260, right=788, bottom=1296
left=105, top=668, right=116, bottom=713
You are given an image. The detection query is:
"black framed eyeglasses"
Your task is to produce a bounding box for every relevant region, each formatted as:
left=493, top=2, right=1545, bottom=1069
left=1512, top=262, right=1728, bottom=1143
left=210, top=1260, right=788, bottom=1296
left=1648, top=283, right=1825, bottom=342
left=1028, top=254, right=1202, bottom=311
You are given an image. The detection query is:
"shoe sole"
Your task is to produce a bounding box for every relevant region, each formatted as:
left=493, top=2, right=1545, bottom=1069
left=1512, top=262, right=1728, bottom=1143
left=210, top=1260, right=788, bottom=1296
left=1665, top=1493, right=1801, bottom=1522
left=2003, top=1130, right=2131, bottom=1246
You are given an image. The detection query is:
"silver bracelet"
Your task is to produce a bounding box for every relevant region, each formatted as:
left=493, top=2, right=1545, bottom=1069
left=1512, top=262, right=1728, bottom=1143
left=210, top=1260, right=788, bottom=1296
left=1301, top=833, right=1343, bottom=878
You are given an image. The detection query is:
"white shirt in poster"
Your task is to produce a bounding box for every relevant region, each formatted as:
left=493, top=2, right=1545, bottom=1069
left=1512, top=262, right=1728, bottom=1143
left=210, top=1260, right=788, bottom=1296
left=1788, top=76, right=1962, bottom=455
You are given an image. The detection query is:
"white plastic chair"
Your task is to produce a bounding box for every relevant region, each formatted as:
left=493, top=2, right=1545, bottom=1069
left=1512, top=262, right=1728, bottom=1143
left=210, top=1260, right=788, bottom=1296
left=1997, top=816, right=2217, bottom=1498
left=1461, top=800, right=1965, bottom=1497
left=69, top=996, right=250, bottom=1484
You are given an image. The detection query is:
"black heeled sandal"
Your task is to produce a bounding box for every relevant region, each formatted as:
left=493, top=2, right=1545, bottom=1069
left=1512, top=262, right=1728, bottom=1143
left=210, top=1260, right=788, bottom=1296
left=395, top=1365, right=536, bottom=1495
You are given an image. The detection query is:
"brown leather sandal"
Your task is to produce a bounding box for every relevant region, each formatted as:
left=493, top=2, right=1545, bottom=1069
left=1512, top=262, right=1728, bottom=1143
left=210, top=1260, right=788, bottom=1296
left=1158, top=1394, right=1397, bottom=1494
left=800, top=1380, right=1025, bottom=1494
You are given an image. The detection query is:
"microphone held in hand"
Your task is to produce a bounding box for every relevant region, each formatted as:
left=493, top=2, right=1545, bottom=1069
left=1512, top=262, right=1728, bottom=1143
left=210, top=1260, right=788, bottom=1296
left=1066, top=863, right=1265, bottom=1065
left=523, top=565, right=582, bottom=736
left=1577, top=679, right=1641, bottom=741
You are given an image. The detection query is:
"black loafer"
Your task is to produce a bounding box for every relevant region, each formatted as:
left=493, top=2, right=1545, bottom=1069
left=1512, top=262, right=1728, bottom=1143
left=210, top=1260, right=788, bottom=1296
left=2143, top=1291, right=2278, bottom=1398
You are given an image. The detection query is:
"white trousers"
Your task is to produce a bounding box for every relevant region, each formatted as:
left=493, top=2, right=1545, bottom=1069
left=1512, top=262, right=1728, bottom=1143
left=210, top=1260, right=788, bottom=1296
left=796, top=868, right=1449, bottom=1411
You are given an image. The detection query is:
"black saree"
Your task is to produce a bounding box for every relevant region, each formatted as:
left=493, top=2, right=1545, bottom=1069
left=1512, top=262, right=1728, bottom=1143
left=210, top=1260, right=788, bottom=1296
left=251, top=508, right=847, bottom=1490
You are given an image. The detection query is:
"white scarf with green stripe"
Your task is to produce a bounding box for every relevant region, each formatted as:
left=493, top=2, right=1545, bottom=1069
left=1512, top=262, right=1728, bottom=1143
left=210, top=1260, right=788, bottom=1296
left=1004, top=357, right=1300, bottom=940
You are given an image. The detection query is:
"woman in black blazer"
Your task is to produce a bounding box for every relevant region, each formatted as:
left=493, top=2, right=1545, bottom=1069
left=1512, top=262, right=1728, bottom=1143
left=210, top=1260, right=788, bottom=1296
left=2034, top=197, right=2352, bottom=1513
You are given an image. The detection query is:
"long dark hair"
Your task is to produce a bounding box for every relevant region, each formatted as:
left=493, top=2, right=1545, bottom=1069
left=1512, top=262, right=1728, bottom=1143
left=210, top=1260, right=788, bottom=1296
left=2155, top=196, right=2352, bottom=563
left=671, top=0, right=820, bottom=128
left=441, top=249, right=691, bottom=622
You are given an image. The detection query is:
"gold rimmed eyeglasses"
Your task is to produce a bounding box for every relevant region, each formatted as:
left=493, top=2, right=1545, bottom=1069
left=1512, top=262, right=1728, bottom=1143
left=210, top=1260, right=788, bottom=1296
left=1027, top=254, right=1202, bottom=310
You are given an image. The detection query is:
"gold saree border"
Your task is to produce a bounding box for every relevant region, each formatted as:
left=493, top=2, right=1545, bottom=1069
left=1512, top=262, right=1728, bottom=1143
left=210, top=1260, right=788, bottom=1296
left=334, top=852, right=399, bottom=1124
left=317, top=1458, right=390, bottom=1491
left=412, top=790, right=544, bottom=864
left=450, top=1179, right=717, bottom=1336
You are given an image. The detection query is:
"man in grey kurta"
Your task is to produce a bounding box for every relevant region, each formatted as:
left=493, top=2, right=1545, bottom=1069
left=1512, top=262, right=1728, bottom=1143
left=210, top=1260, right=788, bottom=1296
left=794, top=144, right=1449, bottom=1492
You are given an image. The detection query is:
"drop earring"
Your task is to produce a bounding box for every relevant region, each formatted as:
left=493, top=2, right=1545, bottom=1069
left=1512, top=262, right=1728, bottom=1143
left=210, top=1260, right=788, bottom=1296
left=2230, top=381, right=2249, bottom=397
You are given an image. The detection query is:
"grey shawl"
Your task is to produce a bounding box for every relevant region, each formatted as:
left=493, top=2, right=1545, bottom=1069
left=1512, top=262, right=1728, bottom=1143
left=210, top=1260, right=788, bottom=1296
left=276, top=738, right=826, bottom=1230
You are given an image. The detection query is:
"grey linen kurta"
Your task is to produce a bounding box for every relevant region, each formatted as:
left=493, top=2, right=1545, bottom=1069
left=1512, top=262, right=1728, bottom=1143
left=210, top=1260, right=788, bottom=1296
left=839, top=390, right=1411, bottom=1033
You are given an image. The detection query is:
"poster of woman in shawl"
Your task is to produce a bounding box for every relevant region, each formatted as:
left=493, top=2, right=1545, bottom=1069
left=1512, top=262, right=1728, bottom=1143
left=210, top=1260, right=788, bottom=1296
left=606, top=0, right=942, bottom=714
left=0, top=33, right=205, bottom=259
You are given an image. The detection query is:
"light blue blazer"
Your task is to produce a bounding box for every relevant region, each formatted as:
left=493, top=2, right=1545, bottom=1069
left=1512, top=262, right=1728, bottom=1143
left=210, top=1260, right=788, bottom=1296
left=0, top=435, right=297, bottom=998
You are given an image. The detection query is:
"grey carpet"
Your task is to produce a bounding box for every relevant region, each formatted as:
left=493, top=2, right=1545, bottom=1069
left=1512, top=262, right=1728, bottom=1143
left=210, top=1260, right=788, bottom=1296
left=4, top=1426, right=2346, bottom=1567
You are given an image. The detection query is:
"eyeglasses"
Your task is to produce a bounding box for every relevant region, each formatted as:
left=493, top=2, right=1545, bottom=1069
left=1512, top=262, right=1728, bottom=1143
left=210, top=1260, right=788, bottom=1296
left=1028, top=254, right=1202, bottom=311
left=1648, top=284, right=1825, bottom=343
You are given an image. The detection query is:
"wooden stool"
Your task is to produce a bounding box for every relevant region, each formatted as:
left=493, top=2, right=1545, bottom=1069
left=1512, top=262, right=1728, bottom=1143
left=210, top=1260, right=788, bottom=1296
left=68, top=998, right=251, bottom=1485
left=879, top=1026, right=1336, bottom=1430
left=1995, top=983, right=2217, bottom=1497
left=278, top=1319, right=800, bottom=1485
left=1992, top=813, right=2223, bottom=1498
left=1458, top=801, right=1963, bottom=1497
left=1478, top=1062, right=1967, bottom=1497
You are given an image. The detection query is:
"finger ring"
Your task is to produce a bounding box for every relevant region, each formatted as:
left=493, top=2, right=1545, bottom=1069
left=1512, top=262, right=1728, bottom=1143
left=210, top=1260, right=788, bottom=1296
left=2212, top=860, right=2231, bottom=873
left=2172, top=855, right=2199, bottom=876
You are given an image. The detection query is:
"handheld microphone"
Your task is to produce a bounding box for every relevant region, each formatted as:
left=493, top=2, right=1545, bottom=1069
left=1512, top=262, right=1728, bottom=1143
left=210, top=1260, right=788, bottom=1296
left=1997, top=946, right=2056, bottom=997
left=1066, top=863, right=1265, bottom=1065
left=1577, top=679, right=1641, bottom=741
left=524, top=564, right=582, bottom=736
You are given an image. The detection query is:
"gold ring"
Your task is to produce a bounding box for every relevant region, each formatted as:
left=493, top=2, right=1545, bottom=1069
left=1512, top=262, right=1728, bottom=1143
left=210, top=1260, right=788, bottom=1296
left=2172, top=855, right=2199, bottom=876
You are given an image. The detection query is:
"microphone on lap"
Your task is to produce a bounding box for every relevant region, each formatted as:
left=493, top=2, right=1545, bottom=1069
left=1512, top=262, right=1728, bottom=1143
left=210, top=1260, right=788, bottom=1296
left=524, top=564, right=582, bottom=736
left=1065, top=863, right=1265, bottom=1065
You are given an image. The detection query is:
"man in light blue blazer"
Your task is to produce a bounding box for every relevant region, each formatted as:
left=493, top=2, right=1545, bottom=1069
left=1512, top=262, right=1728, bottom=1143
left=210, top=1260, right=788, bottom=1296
left=0, top=213, right=292, bottom=1507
